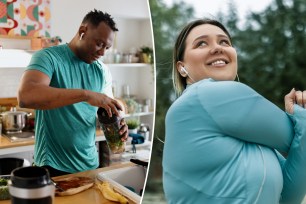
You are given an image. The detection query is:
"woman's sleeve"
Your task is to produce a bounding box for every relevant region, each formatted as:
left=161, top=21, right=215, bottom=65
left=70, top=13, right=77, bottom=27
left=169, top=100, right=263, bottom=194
left=279, top=105, right=306, bottom=203
left=197, top=81, right=294, bottom=153
left=197, top=81, right=306, bottom=203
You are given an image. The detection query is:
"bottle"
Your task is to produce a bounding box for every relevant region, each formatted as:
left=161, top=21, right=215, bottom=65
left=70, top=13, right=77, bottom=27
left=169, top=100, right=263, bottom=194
left=97, top=107, right=125, bottom=154
left=138, top=124, right=150, bottom=141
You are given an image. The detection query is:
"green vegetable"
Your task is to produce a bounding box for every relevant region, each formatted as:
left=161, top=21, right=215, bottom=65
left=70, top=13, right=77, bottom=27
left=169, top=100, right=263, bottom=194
left=102, top=123, right=125, bottom=153
left=0, top=178, right=10, bottom=200
left=0, top=178, right=7, bottom=186
left=0, top=186, right=10, bottom=200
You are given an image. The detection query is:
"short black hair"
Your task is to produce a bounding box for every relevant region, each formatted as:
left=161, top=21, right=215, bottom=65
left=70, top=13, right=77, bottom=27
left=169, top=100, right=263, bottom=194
left=82, top=9, right=118, bottom=31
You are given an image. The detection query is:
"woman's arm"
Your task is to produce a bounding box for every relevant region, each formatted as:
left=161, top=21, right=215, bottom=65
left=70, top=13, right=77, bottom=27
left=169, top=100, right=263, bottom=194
left=279, top=89, right=306, bottom=203
left=197, top=81, right=294, bottom=153
left=199, top=82, right=306, bottom=203
left=277, top=105, right=306, bottom=203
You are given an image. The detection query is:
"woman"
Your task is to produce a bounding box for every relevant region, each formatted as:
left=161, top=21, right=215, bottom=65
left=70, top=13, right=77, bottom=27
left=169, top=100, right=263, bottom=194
left=163, top=19, right=306, bottom=204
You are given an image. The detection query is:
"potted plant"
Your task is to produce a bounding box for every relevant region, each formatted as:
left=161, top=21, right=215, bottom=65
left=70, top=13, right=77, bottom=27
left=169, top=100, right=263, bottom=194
left=140, top=46, right=153, bottom=64
left=126, top=119, right=140, bottom=134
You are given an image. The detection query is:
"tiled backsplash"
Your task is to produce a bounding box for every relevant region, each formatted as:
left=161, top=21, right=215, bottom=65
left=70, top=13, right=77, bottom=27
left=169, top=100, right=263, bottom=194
left=0, top=68, right=25, bottom=98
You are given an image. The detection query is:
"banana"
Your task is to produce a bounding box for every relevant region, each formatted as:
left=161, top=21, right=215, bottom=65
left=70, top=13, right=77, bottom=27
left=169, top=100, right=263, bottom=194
left=99, top=182, right=118, bottom=202
left=97, top=181, right=128, bottom=204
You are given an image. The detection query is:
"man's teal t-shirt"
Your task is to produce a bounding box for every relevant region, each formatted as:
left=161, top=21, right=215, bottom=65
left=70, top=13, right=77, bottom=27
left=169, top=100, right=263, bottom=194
left=27, top=44, right=112, bottom=173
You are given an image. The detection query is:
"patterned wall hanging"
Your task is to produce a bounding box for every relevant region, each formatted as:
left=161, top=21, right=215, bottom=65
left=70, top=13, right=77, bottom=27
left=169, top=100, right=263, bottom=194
left=0, top=0, right=50, bottom=37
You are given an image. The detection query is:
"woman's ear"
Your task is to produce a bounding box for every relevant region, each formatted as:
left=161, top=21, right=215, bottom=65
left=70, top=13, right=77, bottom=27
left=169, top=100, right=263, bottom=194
left=177, top=61, right=187, bottom=77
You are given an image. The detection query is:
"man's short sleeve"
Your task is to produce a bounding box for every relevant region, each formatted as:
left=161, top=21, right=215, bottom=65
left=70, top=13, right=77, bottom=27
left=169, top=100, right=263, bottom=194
left=27, top=49, right=55, bottom=78
left=100, top=62, right=113, bottom=98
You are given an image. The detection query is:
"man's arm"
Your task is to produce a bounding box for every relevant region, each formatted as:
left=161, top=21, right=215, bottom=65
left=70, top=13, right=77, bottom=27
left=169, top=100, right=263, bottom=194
left=18, top=70, right=121, bottom=116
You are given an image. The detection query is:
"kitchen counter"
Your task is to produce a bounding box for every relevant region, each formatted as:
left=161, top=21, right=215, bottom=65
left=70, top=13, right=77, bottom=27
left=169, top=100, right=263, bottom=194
left=0, top=133, right=35, bottom=155
left=0, top=130, right=105, bottom=155
left=0, top=162, right=138, bottom=204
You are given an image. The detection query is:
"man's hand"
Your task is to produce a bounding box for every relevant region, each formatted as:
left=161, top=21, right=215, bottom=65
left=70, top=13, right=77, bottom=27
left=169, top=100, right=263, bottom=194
left=86, top=92, right=122, bottom=117
left=285, top=88, right=306, bottom=114
left=119, top=118, right=128, bottom=141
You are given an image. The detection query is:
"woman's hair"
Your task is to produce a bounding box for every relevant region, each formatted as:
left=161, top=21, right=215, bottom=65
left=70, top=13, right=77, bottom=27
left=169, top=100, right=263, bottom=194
left=173, top=19, right=232, bottom=96
left=82, top=9, right=118, bottom=32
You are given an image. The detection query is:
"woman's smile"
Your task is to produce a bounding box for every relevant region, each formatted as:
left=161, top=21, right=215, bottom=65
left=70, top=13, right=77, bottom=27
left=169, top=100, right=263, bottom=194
left=206, top=58, right=229, bottom=67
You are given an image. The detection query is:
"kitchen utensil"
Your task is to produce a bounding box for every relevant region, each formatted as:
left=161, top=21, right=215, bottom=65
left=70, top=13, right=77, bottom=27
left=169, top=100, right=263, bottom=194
left=129, top=133, right=145, bottom=144
left=50, top=178, right=64, bottom=192
left=53, top=176, right=94, bottom=196
left=0, top=108, right=31, bottom=133
left=130, top=159, right=148, bottom=168
left=8, top=166, right=55, bottom=204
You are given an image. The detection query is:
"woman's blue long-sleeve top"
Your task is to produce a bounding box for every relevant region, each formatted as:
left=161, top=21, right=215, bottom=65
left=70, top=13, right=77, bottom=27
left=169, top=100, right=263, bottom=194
left=163, top=79, right=306, bottom=204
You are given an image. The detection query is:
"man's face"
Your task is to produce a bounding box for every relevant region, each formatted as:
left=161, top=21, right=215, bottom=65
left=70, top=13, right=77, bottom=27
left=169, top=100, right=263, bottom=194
left=78, top=22, right=115, bottom=64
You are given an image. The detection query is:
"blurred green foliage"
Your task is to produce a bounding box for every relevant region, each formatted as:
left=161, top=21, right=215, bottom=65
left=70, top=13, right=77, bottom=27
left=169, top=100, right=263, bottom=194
left=219, top=0, right=306, bottom=108
left=145, top=0, right=195, bottom=193
left=144, top=0, right=306, bottom=200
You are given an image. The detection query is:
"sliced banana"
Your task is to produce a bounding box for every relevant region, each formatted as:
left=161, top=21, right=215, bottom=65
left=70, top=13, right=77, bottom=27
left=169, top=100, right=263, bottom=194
left=97, top=181, right=128, bottom=204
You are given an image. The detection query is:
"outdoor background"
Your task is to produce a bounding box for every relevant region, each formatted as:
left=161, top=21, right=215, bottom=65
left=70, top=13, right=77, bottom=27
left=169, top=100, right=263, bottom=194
left=143, top=0, right=306, bottom=203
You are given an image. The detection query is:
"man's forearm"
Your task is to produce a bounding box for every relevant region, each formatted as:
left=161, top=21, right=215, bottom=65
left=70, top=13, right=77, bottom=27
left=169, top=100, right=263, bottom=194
left=18, top=83, right=88, bottom=110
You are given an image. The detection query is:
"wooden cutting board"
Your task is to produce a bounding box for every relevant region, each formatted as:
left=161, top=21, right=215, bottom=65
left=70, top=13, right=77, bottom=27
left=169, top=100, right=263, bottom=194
left=53, top=176, right=95, bottom=196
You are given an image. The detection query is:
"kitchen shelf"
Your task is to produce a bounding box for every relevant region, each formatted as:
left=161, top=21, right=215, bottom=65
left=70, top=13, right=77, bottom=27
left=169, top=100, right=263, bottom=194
left=0, top=135, right=106, bottom=156
left=0, top=144, right=34, bottom=155
left=0, top=35, right=33, bottom=39
left=107, top=61, right=154, bottom=143
left=123, top=111, right=154, bottom=118
left=106, top=63, right=152, bottom=68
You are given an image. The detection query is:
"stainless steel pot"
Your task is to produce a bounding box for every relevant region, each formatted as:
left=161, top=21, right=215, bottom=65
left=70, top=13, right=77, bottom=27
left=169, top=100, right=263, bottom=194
left=0, top=108, right=31, bottom=133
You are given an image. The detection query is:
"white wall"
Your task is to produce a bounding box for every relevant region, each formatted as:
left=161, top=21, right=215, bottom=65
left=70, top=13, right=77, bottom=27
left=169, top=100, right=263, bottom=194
left=0, top=68, right=25, bottom=98
left=51, top=0, right=153, bottom=53
left=109, top=65, right=154, bottom=101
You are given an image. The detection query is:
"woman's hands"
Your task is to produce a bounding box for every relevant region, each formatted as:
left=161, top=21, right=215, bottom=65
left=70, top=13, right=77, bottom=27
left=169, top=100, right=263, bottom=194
left=285, top=88, right=306, bottom=114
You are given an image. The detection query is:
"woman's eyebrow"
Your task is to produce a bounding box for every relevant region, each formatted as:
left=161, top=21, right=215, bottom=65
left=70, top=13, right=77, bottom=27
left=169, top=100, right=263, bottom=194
left=192, top=35, right=208, bottom=45
left=192, top=34, right=230, bottom=45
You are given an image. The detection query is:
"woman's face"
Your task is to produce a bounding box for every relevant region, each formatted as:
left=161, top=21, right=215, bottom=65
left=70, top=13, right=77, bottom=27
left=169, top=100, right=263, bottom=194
left=178, top=24, right=237, bottom=83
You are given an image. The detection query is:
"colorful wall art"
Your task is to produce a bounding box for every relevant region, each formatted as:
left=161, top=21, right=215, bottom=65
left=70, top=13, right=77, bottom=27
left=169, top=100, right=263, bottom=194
left=0, top=0, right=50, bottom=37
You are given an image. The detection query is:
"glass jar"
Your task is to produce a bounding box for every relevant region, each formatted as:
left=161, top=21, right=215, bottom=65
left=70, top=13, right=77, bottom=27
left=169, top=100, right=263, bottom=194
left=97, top=108, right=125, bottom=154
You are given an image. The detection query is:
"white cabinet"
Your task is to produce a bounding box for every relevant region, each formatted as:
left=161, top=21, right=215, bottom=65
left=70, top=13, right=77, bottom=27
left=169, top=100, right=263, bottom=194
left=107, top=63, right=155, bottom=142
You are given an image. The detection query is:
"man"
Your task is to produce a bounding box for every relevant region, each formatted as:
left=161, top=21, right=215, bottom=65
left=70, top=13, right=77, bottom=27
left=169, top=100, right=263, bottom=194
left=18, top=9, right=128, bottom=177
